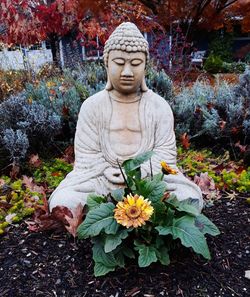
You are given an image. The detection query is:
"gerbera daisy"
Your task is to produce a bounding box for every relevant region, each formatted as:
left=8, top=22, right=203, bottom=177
left=160, top=161, right=178, bottom=175
left=114, top=194, right=154, bottom=228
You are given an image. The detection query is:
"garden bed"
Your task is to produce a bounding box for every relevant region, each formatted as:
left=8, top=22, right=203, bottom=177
left=1, top=196, right=249, bottom=297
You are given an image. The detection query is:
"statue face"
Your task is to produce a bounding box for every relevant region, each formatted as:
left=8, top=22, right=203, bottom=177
left=107, top=50, right=146, bottom=94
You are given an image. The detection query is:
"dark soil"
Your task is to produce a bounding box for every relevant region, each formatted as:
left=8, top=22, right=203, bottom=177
left=1, top=197, right=249, bottom=297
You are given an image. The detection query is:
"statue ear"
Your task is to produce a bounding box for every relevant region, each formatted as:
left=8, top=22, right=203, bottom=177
left=141, top=76, right=148, bottom=92
left=105, top=72, right=113, bottom=91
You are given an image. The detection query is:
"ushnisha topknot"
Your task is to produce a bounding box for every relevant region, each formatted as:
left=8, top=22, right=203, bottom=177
left=103, top=22, right=149, bottom=67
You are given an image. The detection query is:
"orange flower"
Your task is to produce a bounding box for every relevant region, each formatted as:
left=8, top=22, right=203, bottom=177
left=160, top=161, right=178, bottom=175
left=114, top=194, right=154, bottom=228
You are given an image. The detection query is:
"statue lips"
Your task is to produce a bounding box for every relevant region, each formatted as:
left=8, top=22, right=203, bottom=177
left=120, top=78, right=134, bottom=85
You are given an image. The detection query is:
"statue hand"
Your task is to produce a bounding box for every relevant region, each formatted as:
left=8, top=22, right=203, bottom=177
left=104, top=167, right=125, bottom=184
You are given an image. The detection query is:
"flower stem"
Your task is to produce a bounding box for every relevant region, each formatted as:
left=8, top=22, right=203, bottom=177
left=116, top=159, right=133, bottom=194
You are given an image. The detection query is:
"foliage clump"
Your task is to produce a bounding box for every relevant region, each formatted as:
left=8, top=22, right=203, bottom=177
left=0, top=176, right=43, bottom=235
left=172, top=68, right=250, bottom=152
left=0, top=93, right=61, bottom=164
left=78, top=152, right=220, bottom=277
left=33, top=158, right=73, bottom=189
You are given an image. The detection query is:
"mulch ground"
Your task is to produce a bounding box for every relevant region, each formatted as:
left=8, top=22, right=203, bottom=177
left=1, top=196, right=249, bottom=297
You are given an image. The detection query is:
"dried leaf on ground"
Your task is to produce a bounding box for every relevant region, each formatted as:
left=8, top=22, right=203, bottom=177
left=22, top=175, right=46, bottom=194
left=60, top=145, right=75, bottom=164
left=28, top=154, right=42, bottom=167
left=26, top=197, right=72, bottom=233
left=64, top=204, right=84, bottom=237
left=10, top=163, right=20, bottom=179
left=194, top=172, right=221, bottom=200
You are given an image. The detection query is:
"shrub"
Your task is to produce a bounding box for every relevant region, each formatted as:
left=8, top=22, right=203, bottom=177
left=172, top=69, right=250, bottom=152
left=26, top=78, right=82, bottom=137
left=208, top=31, right=233, bottom=62
left=0, top=69, right=31, bottom=101
left=204, top=55, right=223, bottom=73
left=222, top=62, right=246, bottom=73
left=0, top=93, right=61, bottom=164
left=146, top=66, right=173, bottom=100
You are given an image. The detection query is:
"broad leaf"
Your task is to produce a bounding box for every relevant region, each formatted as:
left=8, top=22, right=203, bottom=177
left=137, top=245, right=158, bottom=267
left=94, top=262, right=116, bottom=277
left=150, top=201, right=167, bottom=224
left=104, top=229, right=129, bottom=253
left=195, top=214, right=220, bottom=236
left=93, top=243, right=117, bottom=267
left=156, top=246, right=170, bottom=265
left=92, top=243, right=117, bottom=277
left=177, top=198, right=200, bottom=216
left=122, top=151, right=154, bottom=173
left=121, top=247, right=135, bottom=259
left=111, top=188, right=125, bottom=202
left=77, top=203, right=118, bottom=238
left=87, top=193, right=106, bottom=210
left=156, top=216, right=211, bottom=260
left=137, top=179, right=166, bottom=203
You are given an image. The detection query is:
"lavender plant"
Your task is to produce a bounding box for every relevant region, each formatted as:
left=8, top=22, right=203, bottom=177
left=0, top=93, right=61, bottom=163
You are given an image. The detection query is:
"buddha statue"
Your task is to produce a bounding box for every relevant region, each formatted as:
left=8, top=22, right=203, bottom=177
left=49, top=22, right=203, bottom=212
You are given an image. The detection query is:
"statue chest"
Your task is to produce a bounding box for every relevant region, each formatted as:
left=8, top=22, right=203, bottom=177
left=108, top=101, right=142, bottom=157
left=109, top=101, right=141, bottom=132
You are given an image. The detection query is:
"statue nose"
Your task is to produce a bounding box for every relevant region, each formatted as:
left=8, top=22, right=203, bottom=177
left=121, top=64, right=133, bottom=77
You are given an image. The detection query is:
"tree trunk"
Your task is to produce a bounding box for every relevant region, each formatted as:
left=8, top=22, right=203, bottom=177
left=49, top=33, right=62, bottom=69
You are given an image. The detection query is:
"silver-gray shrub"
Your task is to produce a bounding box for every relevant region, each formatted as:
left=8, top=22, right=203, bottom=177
left=146, top=67, right=173, bottom=101
left=0, top=93, right=61, bottom=162
left=25, top=80, right=81, bottom=134
left=173, top=71, right=250, bottom=144
left=173, top=81, right=215, bottom=137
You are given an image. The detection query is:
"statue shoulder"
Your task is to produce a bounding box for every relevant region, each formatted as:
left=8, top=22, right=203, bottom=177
left=79, top=89, right=107, bottom=115
left=147, top=90, right=173, bottom=115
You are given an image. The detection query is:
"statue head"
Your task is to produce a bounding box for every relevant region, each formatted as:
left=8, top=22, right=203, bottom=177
left=104, top=22, right=149, bottom=93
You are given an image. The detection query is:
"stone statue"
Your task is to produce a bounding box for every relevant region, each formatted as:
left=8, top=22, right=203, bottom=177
left=49, top=22, right=203, bottom=212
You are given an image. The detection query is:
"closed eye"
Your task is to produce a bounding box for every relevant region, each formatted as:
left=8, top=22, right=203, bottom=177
left=131, top=59, right=143, bottom=66
left=113, top=58, right=125, bottom=65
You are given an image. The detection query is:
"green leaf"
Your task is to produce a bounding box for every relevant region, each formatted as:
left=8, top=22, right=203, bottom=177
left=115, top=252, right=125, bottom=267
left=138, top=245, right=158, bottom=267
left=122, top=151, right=154, bottom=173
left=152, top=173, right=164, bottom=182
left=157, top=216, right=211, bottom=260
left=177, top=198, right=200, bottom=216
left=93, top=242, right=117, bottom=267
left=94, top=262, right=116, bottom=277
left=156, top=246, right=170, bottom=266
left=150, top=201, right=167, bottom=224
left=156, top=225, right=172, bottom=236
left=111, top=188, right=125, bottom=202
left=104, top=229, right=129, bottom=253
left=195, top=214, right=220, bottom=236
left=137, top=179, right=167, bottom=203
left=92, top=243, right=117, bottom=277
left=121, top=247, right=135, bottom=259
left=87, top=193, right=106, bottom=210
left=77, top=203, right=119, bottom=238
left=165, top=195, right=180, bottom=207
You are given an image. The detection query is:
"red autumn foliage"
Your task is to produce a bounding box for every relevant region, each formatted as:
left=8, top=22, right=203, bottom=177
left=180, top=133, right=191, bottom=150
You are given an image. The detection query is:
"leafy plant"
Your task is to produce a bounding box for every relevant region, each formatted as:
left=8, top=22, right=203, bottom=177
left=178, top=147, right=250, bottom=194
left=0, top=93, right=61, bottom=164
left=0, top=176, right=44, bottom=234
left=77, top=152, right=219, bottom=277
left=33, top=158, right=73, bottom=189
left=204, top=54, right=223, bottom=73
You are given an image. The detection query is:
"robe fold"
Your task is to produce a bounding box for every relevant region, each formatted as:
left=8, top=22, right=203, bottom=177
left=49, top=89, right=203, bottom=211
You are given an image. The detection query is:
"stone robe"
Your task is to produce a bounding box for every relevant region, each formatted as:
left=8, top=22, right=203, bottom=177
left=49, top=89, right=203, bottom=211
